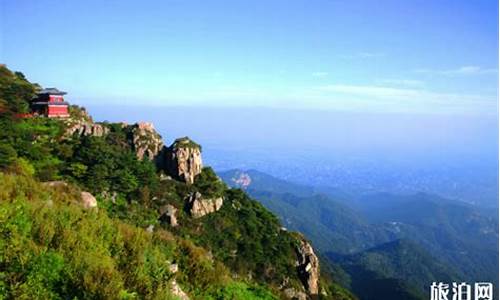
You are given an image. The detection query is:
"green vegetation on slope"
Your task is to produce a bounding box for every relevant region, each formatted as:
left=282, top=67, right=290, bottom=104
left=219, top=169, right=395, bottom=254
left=0, top=65, right=355, bottom=299
left=356, top=193, right=499, bottom=284
left=0, top=168, right=282, bottom=299
left=332, top=239, right=463, bottom=300
left=171, top=137, right=202, bottom=151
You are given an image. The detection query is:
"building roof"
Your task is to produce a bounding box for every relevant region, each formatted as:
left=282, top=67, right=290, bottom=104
left=37, top=88, right=67, bottom=95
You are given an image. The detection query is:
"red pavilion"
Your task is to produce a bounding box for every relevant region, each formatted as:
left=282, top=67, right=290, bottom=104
left=31, top=88, right=70, bottom=118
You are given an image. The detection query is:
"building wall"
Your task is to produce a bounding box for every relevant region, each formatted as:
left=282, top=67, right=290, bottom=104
left=47, top=105, right=69, bottom=117
left=49, top=95, right=65, bottom=103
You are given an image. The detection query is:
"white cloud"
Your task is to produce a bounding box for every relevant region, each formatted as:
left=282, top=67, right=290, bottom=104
left=340, top=52, right=385, bottom=59
left=141, top=82, right=496, bottom=115
left=313, top=84, right=496, bottom=113
left=317, top=84, right=420, bottom=99
left=204, top=86, right=266, bottom=98
left=377, top=79, right=425, bottom=87
left=450, top=66, right=482, bottom=74
left=415, top=66, right=497, bottom=76
left=358, top=52, right=384, bottom=58
left=312, top=72, right=329, bottom=77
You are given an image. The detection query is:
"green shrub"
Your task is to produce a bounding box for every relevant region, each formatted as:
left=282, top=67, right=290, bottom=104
left=194, top=167, right=226, bottom=198
left=0, top=172, right=283, bottom=300
left=212, top=282, right=278, bottom=300
left=0, top=144, right=17, bottom=169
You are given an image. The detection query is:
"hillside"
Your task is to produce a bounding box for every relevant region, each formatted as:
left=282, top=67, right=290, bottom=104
left=219, top=169, right=395, bottom=254
left=332, top=239, right=462, bottom=299
left=356, top=193, right=499, bottom=283
left=219, top=169, right=499, bottom=299
left=0, top=172, right=279, bottom=299
left=0, top=65, right=355, bottom=299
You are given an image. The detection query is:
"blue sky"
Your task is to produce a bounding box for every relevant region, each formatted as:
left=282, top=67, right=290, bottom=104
left=1, top=0, right=498, bottom=114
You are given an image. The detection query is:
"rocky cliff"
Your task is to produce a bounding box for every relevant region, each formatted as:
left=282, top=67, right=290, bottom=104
left=65, top=120, right=109, bottom=137
left=163, top=137, right=203, bottom=184
left=61, top=111, right=326, bottom=298
left=128, top=122, right=164, bottom=161
left=159, top=204, right=178, bottom=227
left=63, top=115, right=203, bottom=185
left=187, top=191, right=224, bottom=218
left=296, top=237, right=320, bottom=296
left=125, top=125, right=203, bottom=185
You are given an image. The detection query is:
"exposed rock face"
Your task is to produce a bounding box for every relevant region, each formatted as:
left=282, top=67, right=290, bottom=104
left=284, top=288, right=308, bottom=300
left=42, top=182, right=97, bottom=210
left=129, top=122, right=164, bottom=161
left=159, top=204, right=178, bottom=227
left=231, top=171, right=252, bottom=189
left=296, top=238, right=320, bottom=295
left=80, top=191, right=98, bottom=209
left=164, top=137, right=202, bottom=184
left=170, top=280, right=189, bottom=300
left=63, top=118, right=205, bottom=186
left=65, top=120, right=163, bottom=163
left=65, top=121, right=109, bottom=137
left=187, top=192, right=223, bottom=218
left=168, top=262, right=179, bottom=274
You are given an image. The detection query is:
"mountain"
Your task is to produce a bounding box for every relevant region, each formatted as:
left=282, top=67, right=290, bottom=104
left=219, top=169, right=499, bottom=299
left=219, top=169, right=395, bottom=253
left=220, top=169, right=350, bottom=200
left=355, top=193, right=499, bottom=283
left=332, top=239, right=462, bottom=300
left=0, top=65, right=355, bottom=299
left=220, top=169, right=316, bottom=197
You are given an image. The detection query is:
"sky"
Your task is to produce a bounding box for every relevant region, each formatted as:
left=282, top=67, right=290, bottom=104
left=1, top=0, right=498, bottom=204
left=1, top=0, right=498, bottom=114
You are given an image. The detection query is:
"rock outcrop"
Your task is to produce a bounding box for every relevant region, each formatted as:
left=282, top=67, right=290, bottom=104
left=64, top=116, right=204, bottom=186
left=65, top=120, right=109, bottom=137
left=163, top=137, right=202, bottom=184
left=80, top=191, right=98, bottom=209
left=64, top=119, right=163, bottom=163
left=42, top=182, right=97, bottom=210
left=159, top=204, right=178, bottom=227
left=168, top=262, right=179, bottom=274
left=283, top=288, right=308, bottom=300
left=231, top=171, right=252, bottom=189
left=126, top=129, right=203, bottom=185
left=296, top=237, right=320, bottom=295
left=129, top=122, right=164, bottom=161
left=187, top=192, right=223, bottom=218
left=170, top=280, right=189, bottom=300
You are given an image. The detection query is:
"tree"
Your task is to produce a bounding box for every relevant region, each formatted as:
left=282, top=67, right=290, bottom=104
left=0, top=143, right=17, bottom=169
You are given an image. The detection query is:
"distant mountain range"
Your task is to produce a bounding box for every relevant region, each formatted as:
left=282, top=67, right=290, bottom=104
left=333, top=238, right=461, bottom=299
left=219, top=169, right=499, bottom=300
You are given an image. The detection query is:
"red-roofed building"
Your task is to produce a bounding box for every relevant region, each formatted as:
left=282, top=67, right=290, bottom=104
left=31, top=88, right=70, bottom=118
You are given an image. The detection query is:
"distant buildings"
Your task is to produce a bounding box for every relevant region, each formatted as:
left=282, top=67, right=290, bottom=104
left=31, top=88, right=69, bottom=118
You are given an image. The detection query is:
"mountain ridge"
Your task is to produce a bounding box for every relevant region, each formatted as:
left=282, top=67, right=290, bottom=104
left=219, top=168, right=499, bottom=299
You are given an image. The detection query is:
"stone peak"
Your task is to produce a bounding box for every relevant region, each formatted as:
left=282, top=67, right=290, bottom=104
left=171, top=136, right=201, bottom=150
left=134, top=121, right=156, bottom=131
